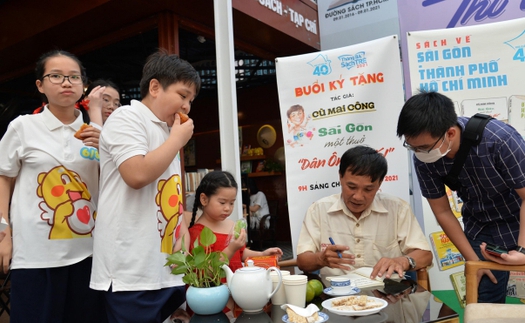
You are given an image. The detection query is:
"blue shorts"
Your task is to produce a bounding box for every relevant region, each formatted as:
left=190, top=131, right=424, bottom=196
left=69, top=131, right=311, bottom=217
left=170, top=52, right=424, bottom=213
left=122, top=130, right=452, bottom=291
left=104, top=285, right=185, bottom=323
left=468, top=229, right=509, bottom=303
left=10, top=257, right=107, bottom=323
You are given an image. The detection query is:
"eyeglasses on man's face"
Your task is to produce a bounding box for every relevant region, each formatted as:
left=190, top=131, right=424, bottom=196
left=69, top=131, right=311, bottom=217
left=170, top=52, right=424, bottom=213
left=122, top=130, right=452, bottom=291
left=403, top=133, right=446, bottom=153
left=43, top=73, right=84, bottom=85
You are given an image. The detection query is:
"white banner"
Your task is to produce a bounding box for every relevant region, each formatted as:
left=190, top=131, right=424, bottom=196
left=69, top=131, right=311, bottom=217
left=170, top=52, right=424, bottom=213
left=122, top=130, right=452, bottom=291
left=407, top=17, right=525, bottom=124
left=318, top=0, right=400, bottom=50
left=398, top=0, right=525, bottom=97
left=276, top=36, right=409, bottom=258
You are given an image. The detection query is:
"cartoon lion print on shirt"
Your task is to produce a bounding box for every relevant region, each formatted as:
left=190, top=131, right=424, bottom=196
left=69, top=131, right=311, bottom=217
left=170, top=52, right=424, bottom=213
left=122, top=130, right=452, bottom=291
left=37, top=166, right=96, bottom=239
left=156, top=174, right=184, bottom=254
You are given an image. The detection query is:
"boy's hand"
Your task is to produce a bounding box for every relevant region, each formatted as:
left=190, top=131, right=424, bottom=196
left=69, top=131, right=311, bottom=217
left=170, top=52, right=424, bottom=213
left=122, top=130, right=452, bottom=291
left=170, top=114, right=194, bottom=148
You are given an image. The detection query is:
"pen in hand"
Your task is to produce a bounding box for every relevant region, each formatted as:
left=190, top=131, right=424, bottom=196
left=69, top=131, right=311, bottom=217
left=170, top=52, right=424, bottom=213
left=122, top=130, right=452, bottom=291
left=329, top=237, right=343, bottom=258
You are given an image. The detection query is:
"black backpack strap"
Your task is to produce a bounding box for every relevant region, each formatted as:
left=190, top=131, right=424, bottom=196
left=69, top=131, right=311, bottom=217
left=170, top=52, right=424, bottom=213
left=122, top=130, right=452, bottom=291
left=462, top=113, right=492, bottom=145
left=442, top=113, right=492, bottom=191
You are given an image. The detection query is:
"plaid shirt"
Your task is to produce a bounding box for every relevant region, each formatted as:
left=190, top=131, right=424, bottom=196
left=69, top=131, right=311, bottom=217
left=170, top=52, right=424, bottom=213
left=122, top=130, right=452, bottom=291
left=415, top=117, right=525, bottom=249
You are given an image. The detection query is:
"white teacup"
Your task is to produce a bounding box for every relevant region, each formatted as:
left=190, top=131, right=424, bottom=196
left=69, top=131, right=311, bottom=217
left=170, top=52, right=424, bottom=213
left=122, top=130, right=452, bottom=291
left=329, top=277, right=353, bottom=294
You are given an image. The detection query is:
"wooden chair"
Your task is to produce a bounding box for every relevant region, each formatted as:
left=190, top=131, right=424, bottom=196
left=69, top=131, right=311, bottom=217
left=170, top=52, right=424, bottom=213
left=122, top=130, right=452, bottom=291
left=415, top=266, right=430, bottom=292
left=277, top=258, right=431, bottom=291
left=464, top=260, right=525, bottom=323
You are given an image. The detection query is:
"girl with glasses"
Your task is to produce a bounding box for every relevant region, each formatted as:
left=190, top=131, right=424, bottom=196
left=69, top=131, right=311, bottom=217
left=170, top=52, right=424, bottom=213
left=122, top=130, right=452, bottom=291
left=0, top=50, right=106, bottom=322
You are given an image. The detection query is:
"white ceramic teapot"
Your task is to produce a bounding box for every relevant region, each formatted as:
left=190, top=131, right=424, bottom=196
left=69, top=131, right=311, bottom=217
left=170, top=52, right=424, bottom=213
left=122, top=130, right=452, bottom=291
left=222, top=260, right=282, bottom=313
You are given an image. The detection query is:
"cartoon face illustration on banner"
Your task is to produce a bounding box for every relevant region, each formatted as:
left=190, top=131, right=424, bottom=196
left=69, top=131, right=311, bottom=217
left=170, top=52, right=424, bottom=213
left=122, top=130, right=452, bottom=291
left=286, top=104, right=316, bottom=148
left=37, top=166, right=96, bottom=239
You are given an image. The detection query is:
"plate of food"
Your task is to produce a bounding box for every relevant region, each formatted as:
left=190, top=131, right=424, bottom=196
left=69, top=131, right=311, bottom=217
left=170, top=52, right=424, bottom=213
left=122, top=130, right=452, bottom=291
left=282, top=312, right=329, bottom=323
left=321, top=295, right=388, bottom=316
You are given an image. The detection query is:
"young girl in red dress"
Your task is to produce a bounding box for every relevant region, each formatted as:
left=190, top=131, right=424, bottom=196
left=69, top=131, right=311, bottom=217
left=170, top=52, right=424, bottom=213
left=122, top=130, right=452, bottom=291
left=188, top=171, right=282, bottom=272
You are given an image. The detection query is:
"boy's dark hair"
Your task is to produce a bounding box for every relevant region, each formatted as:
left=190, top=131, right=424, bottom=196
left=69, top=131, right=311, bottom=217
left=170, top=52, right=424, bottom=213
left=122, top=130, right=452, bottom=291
left=338, top=145, right=387, bottom=183
left=139, top=50, right=201, bottom=99
left=35, top=50, right=87, bottom=103
left=189, top=171, right=237, bottom=228
left=396, top=90, right=457, bottom=139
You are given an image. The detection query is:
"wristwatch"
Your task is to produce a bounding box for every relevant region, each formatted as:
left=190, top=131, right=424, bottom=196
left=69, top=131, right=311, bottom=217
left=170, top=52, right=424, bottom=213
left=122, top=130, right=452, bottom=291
left=405, top=256, right=416, bottom=270
left=515, top=246, right=525, bottom=255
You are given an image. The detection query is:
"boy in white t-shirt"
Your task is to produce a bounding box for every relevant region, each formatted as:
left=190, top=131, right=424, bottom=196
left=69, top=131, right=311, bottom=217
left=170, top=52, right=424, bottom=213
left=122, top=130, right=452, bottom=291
left=90, top=50, right=199, bottom=323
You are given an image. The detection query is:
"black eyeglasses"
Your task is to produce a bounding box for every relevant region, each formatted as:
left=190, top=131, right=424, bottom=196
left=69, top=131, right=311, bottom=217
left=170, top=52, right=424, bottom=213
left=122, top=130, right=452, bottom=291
left=403, top=133, right=445, bottom=153
left=42, top=74, right=84, bottom=85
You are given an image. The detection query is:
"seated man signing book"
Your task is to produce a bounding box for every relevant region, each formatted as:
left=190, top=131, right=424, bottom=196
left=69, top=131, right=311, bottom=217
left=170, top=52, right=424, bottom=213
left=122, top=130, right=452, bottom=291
left=296, top=146, right=432, bottom=283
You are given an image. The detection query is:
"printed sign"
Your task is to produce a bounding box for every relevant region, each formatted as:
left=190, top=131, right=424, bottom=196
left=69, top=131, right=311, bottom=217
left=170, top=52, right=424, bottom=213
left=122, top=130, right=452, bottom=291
left=275, top=36, right=408, bottom=255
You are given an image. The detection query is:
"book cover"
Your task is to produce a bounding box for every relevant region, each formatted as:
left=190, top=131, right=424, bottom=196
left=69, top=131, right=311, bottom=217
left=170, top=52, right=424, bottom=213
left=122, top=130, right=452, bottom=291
left=507, top=271, right=525, bottom=298
left=241, top=161, right=252, bottom=174
left=429, top=231, right=465, bottom=271
left=450, top=271, right=466, bottom=308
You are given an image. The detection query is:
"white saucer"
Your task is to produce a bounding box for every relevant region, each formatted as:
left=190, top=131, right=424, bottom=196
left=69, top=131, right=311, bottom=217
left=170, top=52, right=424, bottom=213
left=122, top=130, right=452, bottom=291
left=323, top=286, right=361, bottom=296
left=282, top=312, right=329, bottom=323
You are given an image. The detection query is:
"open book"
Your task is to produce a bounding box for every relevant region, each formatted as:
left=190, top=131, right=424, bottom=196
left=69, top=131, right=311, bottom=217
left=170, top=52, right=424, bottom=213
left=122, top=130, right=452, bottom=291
left=328, top=267, right=401, bottom=289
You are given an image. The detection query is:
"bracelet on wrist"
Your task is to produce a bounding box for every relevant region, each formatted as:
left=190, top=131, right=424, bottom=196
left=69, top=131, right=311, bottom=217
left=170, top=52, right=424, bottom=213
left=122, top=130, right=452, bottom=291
left=515, top=246, right=525, bottom=255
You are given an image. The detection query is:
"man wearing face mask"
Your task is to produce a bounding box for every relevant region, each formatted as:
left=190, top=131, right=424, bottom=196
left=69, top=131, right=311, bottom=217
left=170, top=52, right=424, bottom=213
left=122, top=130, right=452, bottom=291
left=396, top=90, right=525, bottom=304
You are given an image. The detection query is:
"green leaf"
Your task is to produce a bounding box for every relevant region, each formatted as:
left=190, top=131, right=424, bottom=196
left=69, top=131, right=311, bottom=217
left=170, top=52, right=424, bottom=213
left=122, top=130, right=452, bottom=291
left=193, top=247, right=207, bottom=268
left=171, top=264, right=188, bottom=275
left=200, top=226, right=217, bottom=247
left=166, top=252, right=186, bottom=264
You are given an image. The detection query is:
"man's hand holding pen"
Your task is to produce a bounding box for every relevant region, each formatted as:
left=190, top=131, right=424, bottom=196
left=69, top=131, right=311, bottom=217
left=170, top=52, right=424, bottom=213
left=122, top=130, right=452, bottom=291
left=321, top=243, right=355, bottom=270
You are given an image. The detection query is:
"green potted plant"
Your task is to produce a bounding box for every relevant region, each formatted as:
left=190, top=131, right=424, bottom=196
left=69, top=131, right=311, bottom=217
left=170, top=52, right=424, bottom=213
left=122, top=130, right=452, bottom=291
left=166, top=226, right=230, bottom=315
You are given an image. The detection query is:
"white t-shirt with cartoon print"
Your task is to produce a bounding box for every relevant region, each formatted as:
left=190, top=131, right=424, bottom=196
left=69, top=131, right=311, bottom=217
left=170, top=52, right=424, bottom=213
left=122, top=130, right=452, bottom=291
left=0, top=106, right=99, bottom=269
left=90, top=100, right=185, bottom=292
